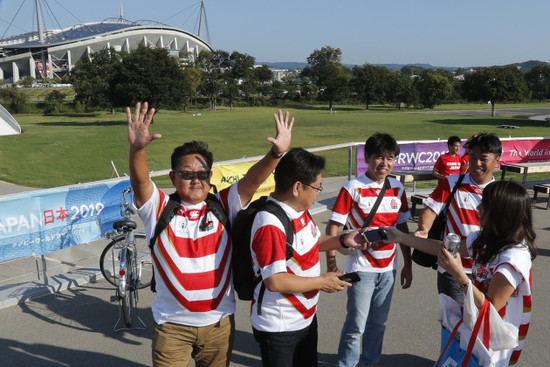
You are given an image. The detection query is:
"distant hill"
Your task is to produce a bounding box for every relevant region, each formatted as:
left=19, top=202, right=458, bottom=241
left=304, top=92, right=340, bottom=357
left=256, top=60, right=550, bottom=72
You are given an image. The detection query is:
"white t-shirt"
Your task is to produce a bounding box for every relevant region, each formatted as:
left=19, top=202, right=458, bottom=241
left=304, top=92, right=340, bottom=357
left=466, top=231, right=533, bottom=366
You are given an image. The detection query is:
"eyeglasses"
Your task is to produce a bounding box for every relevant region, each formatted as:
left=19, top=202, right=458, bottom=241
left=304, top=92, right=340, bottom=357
left=302, top=182, right=323, bottom=193
left=173, top=170, right=211, bottom=180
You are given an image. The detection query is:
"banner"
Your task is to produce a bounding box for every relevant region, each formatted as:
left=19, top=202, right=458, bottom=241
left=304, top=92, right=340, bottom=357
left=0, top=160, right=275, bottom=263
left=500, top=138, right=550, bottom=164
left=0, top=180, right=131, bottom=262
left=357, top=140, right=451, bottom=175
left=211, top=161, right=275, bottom=200
left=356, top=137, right=550, bottom=175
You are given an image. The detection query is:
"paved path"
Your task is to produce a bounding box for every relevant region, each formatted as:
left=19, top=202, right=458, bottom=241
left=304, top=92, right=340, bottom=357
left=0, top=178, right=549, bottom=366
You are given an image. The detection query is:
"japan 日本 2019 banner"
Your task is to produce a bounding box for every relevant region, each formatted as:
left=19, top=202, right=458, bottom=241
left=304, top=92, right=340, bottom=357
left=0, top=161, right=275, bottom=263
left=0, top=179, right=131, bottom=262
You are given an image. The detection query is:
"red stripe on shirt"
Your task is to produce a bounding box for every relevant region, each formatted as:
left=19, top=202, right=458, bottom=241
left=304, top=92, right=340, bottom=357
left=155, top=234, right=231, bottom=291
left=152, top=251, right=231, bottom=312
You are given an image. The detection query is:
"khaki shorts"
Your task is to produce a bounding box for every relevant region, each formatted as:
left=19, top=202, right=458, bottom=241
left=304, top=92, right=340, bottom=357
left=152, top=314, right=235, bottom=367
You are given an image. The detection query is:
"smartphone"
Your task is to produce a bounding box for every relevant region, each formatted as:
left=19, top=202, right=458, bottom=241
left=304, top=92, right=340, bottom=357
left=362, top=229, right=388, bottom=243
left=338, top=272, right=361, bottom=283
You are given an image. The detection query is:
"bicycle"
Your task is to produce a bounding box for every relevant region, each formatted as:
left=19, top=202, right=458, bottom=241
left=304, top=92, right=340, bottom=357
left=99, top=187, right=153, bottom=330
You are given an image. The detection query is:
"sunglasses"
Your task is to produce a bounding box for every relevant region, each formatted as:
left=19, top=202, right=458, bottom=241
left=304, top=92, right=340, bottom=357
left=173, top=170, right=211, bottom=180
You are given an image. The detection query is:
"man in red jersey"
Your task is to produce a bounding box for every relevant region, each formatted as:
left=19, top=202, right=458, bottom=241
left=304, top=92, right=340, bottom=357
left=432, top=135, right=462, bottom=184
left=250, top=148, right=367, bottom=367
left=417, top=132, right=502, bottom=304
left=127, top=102, right=293, bottom=367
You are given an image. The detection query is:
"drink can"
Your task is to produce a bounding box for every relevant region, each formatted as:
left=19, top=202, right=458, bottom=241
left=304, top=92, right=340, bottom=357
left=445, top=233, right=461, bottom=256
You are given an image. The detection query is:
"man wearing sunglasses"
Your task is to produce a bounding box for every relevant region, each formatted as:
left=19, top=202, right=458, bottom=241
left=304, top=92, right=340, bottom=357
left=126, top=102, right=293, bottom=367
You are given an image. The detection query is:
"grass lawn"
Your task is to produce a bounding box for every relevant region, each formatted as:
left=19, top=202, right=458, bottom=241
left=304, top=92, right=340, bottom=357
left=1, top=104, right=549, bottom=188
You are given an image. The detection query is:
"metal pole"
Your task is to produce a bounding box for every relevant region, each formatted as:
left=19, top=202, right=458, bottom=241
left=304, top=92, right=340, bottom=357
left=348, top=145, right=353, bottom=181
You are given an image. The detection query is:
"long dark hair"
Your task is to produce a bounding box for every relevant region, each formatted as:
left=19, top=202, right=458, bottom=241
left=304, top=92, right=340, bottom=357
left=472, top=181, right=537, bottom=264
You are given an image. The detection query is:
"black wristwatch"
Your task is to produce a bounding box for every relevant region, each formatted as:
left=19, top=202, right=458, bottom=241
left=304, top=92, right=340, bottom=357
left=339, top=233, right=349, bottom=248
left=269, top=147, right=284, bottom=159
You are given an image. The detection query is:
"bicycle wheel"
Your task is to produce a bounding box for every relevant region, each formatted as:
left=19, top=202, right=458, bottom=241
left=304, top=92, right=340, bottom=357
left=121, top=248, right=136, bottom=328
left=100, top=233, right=152, bottom=289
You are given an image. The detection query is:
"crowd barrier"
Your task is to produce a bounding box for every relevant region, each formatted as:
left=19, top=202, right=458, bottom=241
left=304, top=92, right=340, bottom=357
left=2, top=137, right=549, bottom=265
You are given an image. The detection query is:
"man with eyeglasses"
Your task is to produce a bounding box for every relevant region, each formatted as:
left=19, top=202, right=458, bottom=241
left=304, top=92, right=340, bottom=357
left=325, top=133, right=412, bottom=367
left=249, top=148, right=368, bottom=366
left=126, top=102, right=293, bottom=367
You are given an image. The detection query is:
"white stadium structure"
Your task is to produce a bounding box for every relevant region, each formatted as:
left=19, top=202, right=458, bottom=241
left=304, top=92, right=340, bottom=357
left=0, top=0, right=213, bottom=83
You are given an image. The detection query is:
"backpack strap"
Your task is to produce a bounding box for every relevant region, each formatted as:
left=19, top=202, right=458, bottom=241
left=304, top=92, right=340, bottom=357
left=149, top=192, right=181, bottom=250
left=203, top=193, right=230, bottom=231
left=148, top=192, right=181, bottom=293
left=255, top=199, right=296, bottom=315
left=362, top=177, right=389, bottom=228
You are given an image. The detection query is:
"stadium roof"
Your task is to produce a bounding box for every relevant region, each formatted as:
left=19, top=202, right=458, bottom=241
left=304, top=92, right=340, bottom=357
left=0, top=20, right=183, bottom=49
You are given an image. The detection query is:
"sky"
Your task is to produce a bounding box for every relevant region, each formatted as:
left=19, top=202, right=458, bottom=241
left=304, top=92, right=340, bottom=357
left=1, top=0, right=549, bottom=68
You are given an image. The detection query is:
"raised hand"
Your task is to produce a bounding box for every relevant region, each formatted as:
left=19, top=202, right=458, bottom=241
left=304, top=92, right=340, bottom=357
left=267, top=109, right=294, bottom=156
left=126, top=102, right=162, bottom=150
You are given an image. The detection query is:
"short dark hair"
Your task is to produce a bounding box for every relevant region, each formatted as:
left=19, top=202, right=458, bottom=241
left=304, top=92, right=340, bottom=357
left=448, top=136, right=461, bottom=146
left=274, top=148, right=326, bottom=192
left=171, top=141, right=214, bottom=170
left=469, top=133, right=502, bottom=157
left=364, top=133, right=400, bottom=157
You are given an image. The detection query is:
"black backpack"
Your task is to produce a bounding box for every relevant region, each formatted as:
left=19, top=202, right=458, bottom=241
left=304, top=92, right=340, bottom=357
left=230, top=196, right=295, bottom=314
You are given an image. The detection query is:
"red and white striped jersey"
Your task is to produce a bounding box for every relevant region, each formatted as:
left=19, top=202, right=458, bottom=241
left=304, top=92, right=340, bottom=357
left=425, top=173, right=494, bottom=273
left=330, top=175, right=410, bottom=273
left=467, top=232, right=533, bottom=366
left=138, top=183, right=242, bottom=327
left=250, top=197, right=321, bottom=332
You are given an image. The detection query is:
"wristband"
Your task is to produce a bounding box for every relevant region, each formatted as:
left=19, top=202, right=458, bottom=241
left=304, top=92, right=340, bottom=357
left=269, top=147, right=284, bottom=159
left=459, top=282, right=469, bottom=290
left=339, top=233, right=349, bottom=248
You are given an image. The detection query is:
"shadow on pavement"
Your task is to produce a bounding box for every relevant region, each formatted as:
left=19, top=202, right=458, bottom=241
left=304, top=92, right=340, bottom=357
left=0, top=337, right=148, bottom=367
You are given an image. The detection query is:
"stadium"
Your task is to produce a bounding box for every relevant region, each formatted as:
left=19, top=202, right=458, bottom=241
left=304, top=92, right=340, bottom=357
left=0, top=0, right=213, bottom=83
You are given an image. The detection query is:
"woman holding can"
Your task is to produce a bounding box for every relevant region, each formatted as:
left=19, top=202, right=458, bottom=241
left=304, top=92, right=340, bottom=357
left=382, top=180, right=537, bottom=366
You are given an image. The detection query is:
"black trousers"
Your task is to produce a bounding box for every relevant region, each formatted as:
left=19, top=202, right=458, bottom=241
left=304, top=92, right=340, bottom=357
left=252, top=316, right=318, bottom=367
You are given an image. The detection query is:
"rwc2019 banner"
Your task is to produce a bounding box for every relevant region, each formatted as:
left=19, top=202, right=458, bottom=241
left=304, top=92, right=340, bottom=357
left=356, top=137, right=550, bottom=175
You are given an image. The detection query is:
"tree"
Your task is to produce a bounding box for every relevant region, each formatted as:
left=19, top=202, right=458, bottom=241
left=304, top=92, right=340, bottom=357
left=43, top=90, right=66, bottom=114
left=197, top=50, right=230, bottom=110
left=462, top=66, right=528, bottom=117
left=0, top=87, right=29, bottom=113
left=299, top=76, right=318, bottom=102
left=111, top=45, right=186, bottom=109
left=307, top=46, right=349, bottom=111
left=400, top=65, right=425, bottom=76
left=350, top=64, right=389, bottom=109
left=414, top=70, right=452, bottom=109
left=72, top=48, right=121, bottom=110
left=223, top=51, right=255, bottom=110
left=385, top=71, right=416, bottom=109
left=524, top=63, right=550, bottom=102
left=181, top=66, right=202, bottom=112
left=72, top=46, right=187, bottom=111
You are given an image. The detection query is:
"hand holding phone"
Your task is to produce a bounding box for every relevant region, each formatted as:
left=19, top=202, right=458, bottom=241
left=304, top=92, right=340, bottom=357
left=362, top=229, right=388, bottom=243
left=338, top=272, right=360, bottom=283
